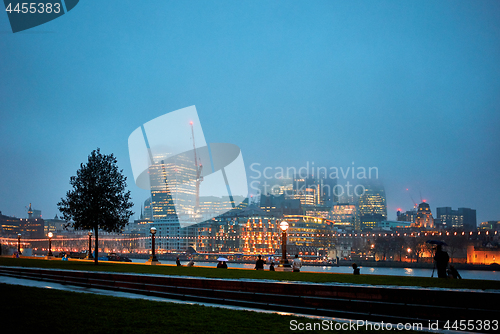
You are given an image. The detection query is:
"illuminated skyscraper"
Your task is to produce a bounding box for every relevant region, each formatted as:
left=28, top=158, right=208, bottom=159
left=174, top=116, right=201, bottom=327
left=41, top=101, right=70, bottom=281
left=148, top=152, right=241, bottom=222
left=148, top=152, right=197, bottom=220
left=358, top=182, right=387, bottom=230
left=330, top=203, right=359, bottom=230
left=292, top=175, right=337, bottom=206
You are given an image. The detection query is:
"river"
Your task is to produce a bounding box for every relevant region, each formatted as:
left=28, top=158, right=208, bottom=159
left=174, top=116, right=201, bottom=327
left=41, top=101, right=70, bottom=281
left=130, top=259, right=499, bottom=281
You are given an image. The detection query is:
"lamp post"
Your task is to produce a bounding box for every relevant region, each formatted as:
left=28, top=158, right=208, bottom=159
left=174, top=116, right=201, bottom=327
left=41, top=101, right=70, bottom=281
left=47, top=232, right=53, bottom=257
left=277, top=221, right=292, bottom=271
left=87, top=231, right=93, bottom=259
left=147, top=227, right=159, bottom=264
left=17, top=233, right=21, bottom=256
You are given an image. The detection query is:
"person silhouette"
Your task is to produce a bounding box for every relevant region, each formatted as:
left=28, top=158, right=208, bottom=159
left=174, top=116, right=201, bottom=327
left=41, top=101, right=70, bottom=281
left=434, top=245, right=449, bottom=278
left=255, top=255, right=265, bottom=270
left=269, top=262, right=275, bottom=271
left=292, top=254, right=302, bottom=272
left=352, top=263, right=360, bottom=275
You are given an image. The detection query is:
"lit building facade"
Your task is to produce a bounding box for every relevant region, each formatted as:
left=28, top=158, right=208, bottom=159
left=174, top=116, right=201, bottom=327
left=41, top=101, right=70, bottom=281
left=397, top=208, right=417, bottom=224
left=149, top=156, right=194, bottom=220
left=284, top=215, right=336, bottom=249
left=196, top=207, right=280, bottom=254
left=330, top=203, right=358, bottom=230
left=378, top=220, right=412, bottom=230
left=467, top=244, right=500, bottom=264
left=292, top=175, right=337, bottom=206
left=479, top=221, right=500, bottom=231
left=143, top=218, right=197, bottom=252
left=413, top=202, right=434, bottom=229
left=44, top=215, right=67, bottom=235
left=358, top=183, right=387, bottom=231
left=436, top=207, right=477, bottom=231
left=259, top=193, right=301, bottom=215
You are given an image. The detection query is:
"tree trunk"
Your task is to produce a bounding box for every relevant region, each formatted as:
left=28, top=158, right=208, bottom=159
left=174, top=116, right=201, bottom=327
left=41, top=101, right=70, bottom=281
left=94, top=226, right=99, bottom=265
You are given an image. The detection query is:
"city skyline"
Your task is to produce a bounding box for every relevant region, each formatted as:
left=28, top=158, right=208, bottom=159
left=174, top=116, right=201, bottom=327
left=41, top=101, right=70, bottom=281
left=1, top=1, right=499, bottom=224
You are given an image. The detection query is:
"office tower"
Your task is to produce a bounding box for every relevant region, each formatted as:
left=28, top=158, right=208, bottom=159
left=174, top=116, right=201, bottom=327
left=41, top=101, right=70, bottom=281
left=436, top=207, right=477, bottom=231
left=358, top=183, right=387, bottom=216
left=259, top=193, right=301, bottom=215
left=292, top=174, right=336, bottom=207
left=357, top=182, right=387, bottom=231
left=330, top=203, right=359, bottom=230
left=148, top=152, right=197, bottom=220
left=142, top=198, right=153, bottom=220
left=397, top=208, right=417, bottom=224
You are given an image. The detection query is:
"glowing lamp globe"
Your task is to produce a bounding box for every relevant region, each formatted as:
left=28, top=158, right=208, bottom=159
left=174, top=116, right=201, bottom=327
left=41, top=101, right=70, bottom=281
left=279, top=221, right=289, bottom=232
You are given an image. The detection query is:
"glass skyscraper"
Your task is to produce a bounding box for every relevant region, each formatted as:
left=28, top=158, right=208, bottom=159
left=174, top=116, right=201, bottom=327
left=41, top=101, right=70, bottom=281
left=358, top=182, right=387, bottom=230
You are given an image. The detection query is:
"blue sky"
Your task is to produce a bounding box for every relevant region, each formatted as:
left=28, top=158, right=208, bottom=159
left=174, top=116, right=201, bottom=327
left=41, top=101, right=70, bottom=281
left=1, top=1, right=499, bottom=223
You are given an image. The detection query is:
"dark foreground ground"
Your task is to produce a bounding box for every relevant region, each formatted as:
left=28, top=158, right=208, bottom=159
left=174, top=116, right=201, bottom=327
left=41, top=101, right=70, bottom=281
left=1, top=283, right=405, bottom=334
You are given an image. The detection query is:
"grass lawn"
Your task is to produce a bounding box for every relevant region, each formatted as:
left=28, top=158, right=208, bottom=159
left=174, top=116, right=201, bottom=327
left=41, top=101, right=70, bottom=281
left=0, top=283, right=402, bottom=334
left=1, top=257, right=498, bottom=290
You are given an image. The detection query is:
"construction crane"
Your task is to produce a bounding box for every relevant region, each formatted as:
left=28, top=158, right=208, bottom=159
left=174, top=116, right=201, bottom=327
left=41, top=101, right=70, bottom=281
left=190, top=121, right=203, bottom=215
left=406, top=188, right=418, bottom=210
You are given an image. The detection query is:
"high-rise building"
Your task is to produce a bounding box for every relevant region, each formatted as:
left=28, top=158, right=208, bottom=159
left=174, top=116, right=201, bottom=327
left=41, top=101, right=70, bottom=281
left=142, top=198, right=153, bottom=220
left=436, top=207, right=477, bottom=231
left=397, top=208, right=417, bottom=224
left=148, top=154, right=197, bottom=220
left=358, top=182, right=387, bottom=230
left=148, top=152, right=241, bottom=223
left=259, top=193, right=301, bottom=215
left=44, top=215, right=66, bottom=235
left=292, top=175, right=337, bottom=207
left=330, top=203, right=358, bottom=230
left=360, top=213, right=385, bottom=230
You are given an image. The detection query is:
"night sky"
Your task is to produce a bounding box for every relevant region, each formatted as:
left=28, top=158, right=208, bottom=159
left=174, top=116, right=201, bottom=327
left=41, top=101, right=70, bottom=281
left=1, top=1, right=499, bottom=224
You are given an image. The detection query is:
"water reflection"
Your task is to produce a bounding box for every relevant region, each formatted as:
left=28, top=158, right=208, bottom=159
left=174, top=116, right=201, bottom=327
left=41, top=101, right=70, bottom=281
left=130, top=259, right=499, bottom=281
left=404, top=268, right=414, bottom=275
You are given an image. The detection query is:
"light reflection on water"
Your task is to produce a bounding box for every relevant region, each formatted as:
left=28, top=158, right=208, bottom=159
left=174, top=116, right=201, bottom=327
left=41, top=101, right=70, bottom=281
left=130, top=259, right=499, bottom=281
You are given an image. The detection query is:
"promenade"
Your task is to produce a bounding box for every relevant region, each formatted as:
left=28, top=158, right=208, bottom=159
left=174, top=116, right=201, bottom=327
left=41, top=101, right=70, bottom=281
left=1, top=257, right=499, bottom=333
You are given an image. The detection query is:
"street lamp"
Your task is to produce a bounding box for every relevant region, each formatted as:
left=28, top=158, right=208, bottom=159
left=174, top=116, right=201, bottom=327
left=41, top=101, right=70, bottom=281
left=147, top=227, right=159, bottom=264
left=407, top=248, right=412, bottom=262
left=87, top=231, right=93, bottom=259
left=277, top=221, right=291, bottom=270
left=47, top=232, right=53, bottom=257
left=17, top=233, right=21, bottom=256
